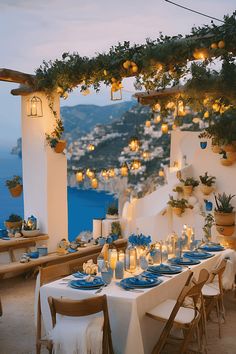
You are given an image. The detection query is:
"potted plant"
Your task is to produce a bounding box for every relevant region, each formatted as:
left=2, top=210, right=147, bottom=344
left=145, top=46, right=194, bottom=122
left=214, top=193, right=235, bottom=235
left=106, top=204, right=119, bottom=219
left=4, top=214, right=23, bottom=230
left=179, top=177, right=199, bottom=196
left=199, top=172, right=216, bottom=195
left=5, top=175, right=23, bottom=197
left=220, top=150, right=233, bottom=166
left=46, top=118, right=66, bottom=153
left=167, top=196, right=190, bottom=216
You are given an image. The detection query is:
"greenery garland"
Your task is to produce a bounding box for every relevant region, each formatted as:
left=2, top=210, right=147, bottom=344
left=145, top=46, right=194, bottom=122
left=34, top=13, right=236, bottom=96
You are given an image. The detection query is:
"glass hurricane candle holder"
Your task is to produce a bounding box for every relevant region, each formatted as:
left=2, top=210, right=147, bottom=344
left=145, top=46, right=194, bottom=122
left=125, top=245, right=137, bottom=273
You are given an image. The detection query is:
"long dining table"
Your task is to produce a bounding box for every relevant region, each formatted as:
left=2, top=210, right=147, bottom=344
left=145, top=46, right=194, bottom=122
left=40, top=249, right=234, bottom=354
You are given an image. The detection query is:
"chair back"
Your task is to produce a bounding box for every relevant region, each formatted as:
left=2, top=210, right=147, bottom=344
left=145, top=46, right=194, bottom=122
left=152, top=270, right=209, bottom=354
left=209, top=258, right=227, bottom=295
left=48, top=295, right=114, bottom=354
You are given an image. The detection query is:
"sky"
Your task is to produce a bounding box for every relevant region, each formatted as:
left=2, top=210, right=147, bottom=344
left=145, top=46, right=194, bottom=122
left=0, top=0, right=235, bottom=148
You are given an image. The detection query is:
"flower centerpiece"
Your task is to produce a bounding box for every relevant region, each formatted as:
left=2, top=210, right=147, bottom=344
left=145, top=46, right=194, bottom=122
left=128, top=233, right=152, bottom=260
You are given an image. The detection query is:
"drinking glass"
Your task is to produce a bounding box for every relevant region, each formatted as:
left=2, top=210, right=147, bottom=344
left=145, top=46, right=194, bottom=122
left=101, top=267, right=113, bottom=284
left=140, top=256, right=148, bottom=271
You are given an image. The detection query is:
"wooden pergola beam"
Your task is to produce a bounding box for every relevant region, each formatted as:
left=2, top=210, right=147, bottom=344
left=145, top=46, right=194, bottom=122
left=0, top=68, right=35, bottom=86
left=11, top=85, right=36, bottom=96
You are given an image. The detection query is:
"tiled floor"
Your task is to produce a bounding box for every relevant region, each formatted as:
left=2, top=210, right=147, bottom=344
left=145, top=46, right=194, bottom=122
left=0, top=276, right=235, bottom=354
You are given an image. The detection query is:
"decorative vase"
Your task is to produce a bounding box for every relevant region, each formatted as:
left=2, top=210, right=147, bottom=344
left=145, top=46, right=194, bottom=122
left=9, top=184, right=23, bottom=197
left=220, top=158, right=233, bottom=166
left=216, top=224, right=235, bottom=237
left=183, top=185, right=193, bottom=196
left=172, top=207, right=183, bottom=216
left=214, top=211, right=235, bottom=226
left=200, top=184, right=214, bottom=195
left=54, top=140, right=66, bottom=153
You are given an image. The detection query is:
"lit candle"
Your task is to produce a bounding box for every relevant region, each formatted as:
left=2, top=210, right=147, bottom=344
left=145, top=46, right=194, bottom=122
left=109, top=249, right=117, bottom=270
left=118, top=250, right=125, bottom=263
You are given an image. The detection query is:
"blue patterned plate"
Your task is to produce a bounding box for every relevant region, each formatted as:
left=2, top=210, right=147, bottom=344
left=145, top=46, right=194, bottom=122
left=72, top=271, right=87, bottom=278
left=169, top=257, right=201, bottom=266
left=69, top=277, right=104, bottom=289
left=120, top=277, right=162, bottom=289
left=148, top=264, right=182, bottom=275
left=184, top=251, right=213, bottom=259
left=141, top=271, right=159, bottom=279
left=200, top=244, right=224, bottom=252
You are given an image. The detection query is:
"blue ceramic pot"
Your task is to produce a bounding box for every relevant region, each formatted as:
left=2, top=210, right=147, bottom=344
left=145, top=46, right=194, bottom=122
left=200, top=141, right=207, bottom=149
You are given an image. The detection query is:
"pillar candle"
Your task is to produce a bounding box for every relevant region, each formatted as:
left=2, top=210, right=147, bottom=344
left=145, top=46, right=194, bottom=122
left=93, top=219, right=102, bottom=239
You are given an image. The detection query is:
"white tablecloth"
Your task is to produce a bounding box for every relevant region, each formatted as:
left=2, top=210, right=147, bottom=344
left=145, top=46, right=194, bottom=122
left=40, top=250, right=235, bottom=354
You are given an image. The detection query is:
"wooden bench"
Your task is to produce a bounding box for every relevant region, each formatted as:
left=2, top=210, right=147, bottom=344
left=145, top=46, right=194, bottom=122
left=0, top=239, right=127, bottom=280
left=0, top=234, right=49, bottom=263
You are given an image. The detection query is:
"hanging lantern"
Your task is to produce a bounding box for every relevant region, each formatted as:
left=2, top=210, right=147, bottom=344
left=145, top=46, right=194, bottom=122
left=159, top=169, right=165, bottom=177
left=120, top=163, right=128, bottom=177
left=128, top=137, right=141, bottom=152
left=145, top=120, right=151, bottom=128
left=153, top=103, right=161, bottom=112
left=86, top=168, right=95, bottom=179
left=111, top=79, right=122, bottom=101
left=161, top=123, right=169, bottom=134
left=193, top=48, right=208, bottom=60
left=87, top=144, right=95, bottom=151
left=142, top=151, right=150, bottom=160
left=76, top=171, right=84, bottom=183
left=27, top=96, right=43, bottom=117
left=131, top=159, right=141, bottom=170
left=153, top=114, right=161, bottom=124
left=91, top=177, right=98, bottom=189
left=108, top=168, right=116, bottom=178
left=101, top=169, right=109, bottom=179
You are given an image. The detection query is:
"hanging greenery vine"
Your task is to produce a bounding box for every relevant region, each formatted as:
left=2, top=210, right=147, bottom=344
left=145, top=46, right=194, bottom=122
left=33, top=13, right=236, bottom=97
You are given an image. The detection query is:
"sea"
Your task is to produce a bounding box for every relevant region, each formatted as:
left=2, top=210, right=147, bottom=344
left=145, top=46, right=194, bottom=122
left=0, top=149, right=115, bottom=241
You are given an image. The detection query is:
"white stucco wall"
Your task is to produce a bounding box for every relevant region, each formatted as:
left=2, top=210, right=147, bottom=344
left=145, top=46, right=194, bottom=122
left=21, top=92, right=68, bottom=251
left=123, top=131, right=236, bottom=243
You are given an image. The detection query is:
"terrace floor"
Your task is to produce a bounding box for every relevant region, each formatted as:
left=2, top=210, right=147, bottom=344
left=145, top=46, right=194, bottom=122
left=0, top=276, right=235, bottom=354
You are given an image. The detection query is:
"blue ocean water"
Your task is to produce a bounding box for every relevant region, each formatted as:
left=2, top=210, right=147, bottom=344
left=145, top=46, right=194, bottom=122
left=0, top=149, right=115, bottom=241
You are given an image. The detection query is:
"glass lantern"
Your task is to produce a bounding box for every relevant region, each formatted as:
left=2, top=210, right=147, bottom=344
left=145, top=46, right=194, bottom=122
left=125, top=245, right=137, bottom=273
left=76, top=171, right=84, bottom=183
left=27, top=96, right=43, bottom=117
left=120, top=163, right=128, bottom=177
left=109, top=248, right=118, bottom=271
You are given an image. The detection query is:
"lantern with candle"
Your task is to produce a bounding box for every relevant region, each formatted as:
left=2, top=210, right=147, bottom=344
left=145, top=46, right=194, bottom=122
left=125, top=245, right=137, bottom=273
left=27, top=96, right=43, bottom=117
left=145, top=120, right=151, bottom=128
left=101, top=169, right=109, bottom=180
left=91, top=177, right=98, bottom=189
left=131, top=159, right=141, bottom=170
left=108, top=168, right=116, bottom=178
left=87, top=144, right=95, bottom=151
left=142, top=151, right=150, bottom=160
left=86, top=168, right=95, bottom=179
left=161, top=123, right=169, bottom=134
left=109, top=248, right=118, bottom=271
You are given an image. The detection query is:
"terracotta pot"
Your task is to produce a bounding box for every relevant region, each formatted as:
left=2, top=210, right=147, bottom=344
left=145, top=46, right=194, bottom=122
left=220, top=159, right=233, bottom=166
left=9, top=184, right=23, bottom=197
left=183, top=185, right=193, bottom=196
left=54, top=140, right=66, bottom=153
left=172, top=207, right=183, bottom=216
left=200, top=184, right=214, bottom=195
left=216, top=224, right=235, bottom=237
left=4, top=220, right=23, bottom=230
left=226, top=151, right=236, bottom=162
left=214, top=211, right=235, bottom=226
left=106, top=214, right=119, bottom=220
left=211, top=145, right=222, bottom=154
left=222, top=144, right=236, bottom=152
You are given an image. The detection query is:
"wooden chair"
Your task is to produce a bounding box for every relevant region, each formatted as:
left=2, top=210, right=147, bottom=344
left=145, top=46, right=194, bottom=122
left=146, top=269, right=209, bottom=354
left=202, top=259, right=227, bottom=338
left=36, top=262, right=71, bottom=354
left=48, top=294, right=114, bottom=354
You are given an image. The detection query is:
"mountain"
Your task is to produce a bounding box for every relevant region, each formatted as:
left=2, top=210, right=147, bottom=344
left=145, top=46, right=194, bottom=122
left=61, top=101, right=136, bottom=142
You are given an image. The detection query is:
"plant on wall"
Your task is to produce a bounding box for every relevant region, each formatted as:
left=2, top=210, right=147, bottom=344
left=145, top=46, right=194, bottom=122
left=199, top=172, right=216, bottom=195
left=46, top=118, right=66, bottom=154
left=167, top=195, right=191, bottom=216
left=5, top=176, right=23, bottom=198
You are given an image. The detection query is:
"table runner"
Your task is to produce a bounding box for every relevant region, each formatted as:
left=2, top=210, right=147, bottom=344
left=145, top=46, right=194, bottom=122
left=40, top=250, right=235, bottom=354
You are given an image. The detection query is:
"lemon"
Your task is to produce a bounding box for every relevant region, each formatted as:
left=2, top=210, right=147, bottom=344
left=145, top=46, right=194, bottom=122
left=218, top=40, right=225, bottom=49
left=131, top=65, right=138, bottom=73
left=210, top=43, right=218, bottom=49
left=123, top=60, right=131, bottom=69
